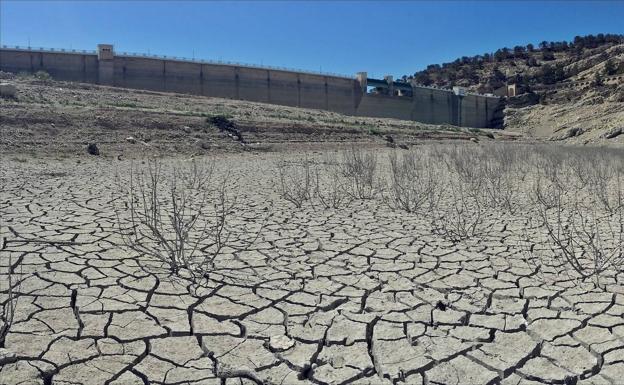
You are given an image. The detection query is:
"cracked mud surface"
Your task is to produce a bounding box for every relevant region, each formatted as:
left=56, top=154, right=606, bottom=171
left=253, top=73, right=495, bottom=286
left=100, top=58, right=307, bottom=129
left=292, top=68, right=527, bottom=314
left=1, top=150, right=624, bottom=385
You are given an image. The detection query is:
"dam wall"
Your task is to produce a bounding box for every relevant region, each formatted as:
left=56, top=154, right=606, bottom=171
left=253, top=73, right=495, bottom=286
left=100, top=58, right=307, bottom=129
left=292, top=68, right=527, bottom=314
left=356, top=86, right=500, bottom=128
left=0, top=45, right=502, bottom=128
left=0, top=48, right=100, bottom=83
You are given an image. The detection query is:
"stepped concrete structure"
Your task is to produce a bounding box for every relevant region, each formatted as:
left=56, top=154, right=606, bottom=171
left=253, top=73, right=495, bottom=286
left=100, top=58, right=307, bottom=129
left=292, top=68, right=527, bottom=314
left=0, top=44, right=504, bottom=128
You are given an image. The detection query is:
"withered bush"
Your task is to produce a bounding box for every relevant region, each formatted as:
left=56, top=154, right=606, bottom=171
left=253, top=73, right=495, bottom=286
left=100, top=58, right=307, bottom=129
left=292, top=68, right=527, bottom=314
left=313, top=155, right=351, bottom=209
left=1, top=252, right=22, bottom=347
left=340, top=147, right=378, bottom=200
left=427, top=145, right=485, bottom=241
left=480, top=144, right=527, bottom=214
left=432, top=177, right=484, bottom=242
left=276, top=157, right=312, bottom=208
left=534, top=197, right=623, bottom=290
left=116, top=159, right=262, bottom=282
left=384, top=150, right=442, bottom=213
left=527, top=146, right=624, bottom=289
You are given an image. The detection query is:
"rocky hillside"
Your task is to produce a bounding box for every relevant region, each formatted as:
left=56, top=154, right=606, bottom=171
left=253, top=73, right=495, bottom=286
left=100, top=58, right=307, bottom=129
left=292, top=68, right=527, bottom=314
left=402, top=34, right=624, bottom=94
left=398, top=34, right=624, bottom=143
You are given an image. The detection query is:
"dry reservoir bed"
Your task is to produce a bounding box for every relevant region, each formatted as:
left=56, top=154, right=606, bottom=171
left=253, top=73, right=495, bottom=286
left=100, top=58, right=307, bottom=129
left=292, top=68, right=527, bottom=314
left=1, top=144, right=624, bottom=385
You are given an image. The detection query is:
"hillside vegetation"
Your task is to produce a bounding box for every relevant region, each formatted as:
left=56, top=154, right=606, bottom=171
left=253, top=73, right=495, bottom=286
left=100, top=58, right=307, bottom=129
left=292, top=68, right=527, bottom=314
left=398, top=34, right=624, bottom=142
left=402, top=34, right=624, bottom=94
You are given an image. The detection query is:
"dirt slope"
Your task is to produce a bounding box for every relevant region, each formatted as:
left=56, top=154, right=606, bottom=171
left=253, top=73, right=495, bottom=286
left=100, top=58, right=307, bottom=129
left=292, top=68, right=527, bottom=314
left=0, top=73, right=510, bottom=159
left=503, top=84, right=624, bottom=143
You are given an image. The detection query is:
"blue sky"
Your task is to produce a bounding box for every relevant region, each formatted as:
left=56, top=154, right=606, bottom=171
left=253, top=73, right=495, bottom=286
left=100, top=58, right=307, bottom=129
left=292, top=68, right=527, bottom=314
left=1, top=1, right=623, bottom=78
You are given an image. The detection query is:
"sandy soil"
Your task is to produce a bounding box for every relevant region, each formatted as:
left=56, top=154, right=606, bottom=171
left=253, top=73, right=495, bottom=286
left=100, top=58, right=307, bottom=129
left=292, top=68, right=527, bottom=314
left=1, top=147, right=623, bottom=385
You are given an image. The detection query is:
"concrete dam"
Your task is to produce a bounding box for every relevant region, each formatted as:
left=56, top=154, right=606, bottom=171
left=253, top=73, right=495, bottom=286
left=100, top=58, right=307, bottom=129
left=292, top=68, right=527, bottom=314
left=0, top=44, right=503, bottom=128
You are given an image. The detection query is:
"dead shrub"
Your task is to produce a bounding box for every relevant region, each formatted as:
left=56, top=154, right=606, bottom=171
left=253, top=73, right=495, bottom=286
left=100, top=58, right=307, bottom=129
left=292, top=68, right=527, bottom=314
left=480, top=144, right=527, bottom=214
left=522, top=146, right=624, bottom=289
left=1, top=251, right=22, bottom=347
left=531, top=146, right=623, bottom=214
left=534, top=197, right=623, bottom=290
left=275, top=157, right=312, bottom=208
left=116, top=159, right=262, bottom=282
left=432, top=178, right=484, bottom=242
left=586, top=157, right=623, bottom=214
left=340, top=147, right=378, bottom=200
left=384, top=150, right=442, bottom=213
left=313, top=155, right=351, bottom=209
left=427, top=145, right=486, bottom=241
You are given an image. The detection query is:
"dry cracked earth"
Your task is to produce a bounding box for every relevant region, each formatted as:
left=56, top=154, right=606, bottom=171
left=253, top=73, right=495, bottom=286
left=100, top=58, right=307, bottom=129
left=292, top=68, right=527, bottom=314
left=1, top=150, right=624, bottom=385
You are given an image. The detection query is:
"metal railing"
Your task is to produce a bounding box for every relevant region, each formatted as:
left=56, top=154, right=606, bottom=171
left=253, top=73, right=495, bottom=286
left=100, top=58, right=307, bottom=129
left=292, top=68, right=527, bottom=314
left=376, top=80, right=500, bottom=98
left=1, top=44, right=354, bottom=79
left=2, top=45, right=97, bottom=54
left=116, top=51, right=354, bottom=79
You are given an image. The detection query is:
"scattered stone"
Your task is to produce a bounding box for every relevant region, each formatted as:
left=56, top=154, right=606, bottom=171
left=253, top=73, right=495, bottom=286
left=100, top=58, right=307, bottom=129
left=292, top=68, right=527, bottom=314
left=268, top=335, right=295, bottom=352
left=384, top=135, right=394, bottom=143
left=602, top=127, right=622, bottom=139
left=125, top=136, right=137, bottom=144
left=86, top=143, right=100, bottom=155
left=562, top=127, right=585, bottom=139
left=0, top=348, right=16, bottom=360
left=208, top=115, right=245, bottom=144
left=0, top=82, right=16, bottom=98
left=331, top=355, right=345, bottom=369
left=470, top=137, right=479, bottom=143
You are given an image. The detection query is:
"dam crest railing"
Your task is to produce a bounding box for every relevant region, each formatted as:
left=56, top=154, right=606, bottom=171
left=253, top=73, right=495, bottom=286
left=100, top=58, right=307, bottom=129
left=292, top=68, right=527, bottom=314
left=1, top=44, right=354, bottom=80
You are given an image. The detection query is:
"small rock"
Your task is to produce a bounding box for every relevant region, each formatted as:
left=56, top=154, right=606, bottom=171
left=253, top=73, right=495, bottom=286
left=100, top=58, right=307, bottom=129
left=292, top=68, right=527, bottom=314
left=0, top=348, right=15, bottom=360
left=269, top=335, right=295, bottom=352
left=563, top=375, right=578, bottom=385
left=603, top=127, right=622, bottom=139
left=398, top=144, right=409, bottom=150
left=0, top=82, right=16, bottom=98
left=331, top=355, right=345, bottom=368
left=87, top=143, right=100, bottom=156
left=484, top=132, right=495, bottom=139
left=125, top=136, right=137, bottom=144
left=384, top=135, right=394, bottom=143
left=562, top=127, right=584, bottom=139
left=470, top=137, right=479, bottom=143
